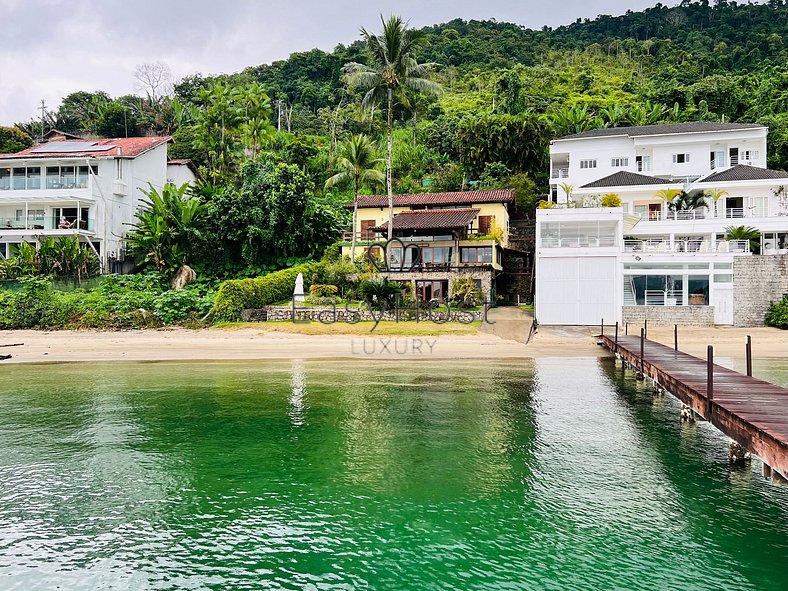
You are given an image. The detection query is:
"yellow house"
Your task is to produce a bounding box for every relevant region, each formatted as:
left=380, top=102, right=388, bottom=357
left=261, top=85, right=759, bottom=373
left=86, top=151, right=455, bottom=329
left=340, top=189, right=513, bottom=302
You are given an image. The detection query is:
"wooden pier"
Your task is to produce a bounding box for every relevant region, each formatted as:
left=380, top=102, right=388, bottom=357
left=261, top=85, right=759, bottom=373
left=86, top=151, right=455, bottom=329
left=600, top=333, right=788, bottom=480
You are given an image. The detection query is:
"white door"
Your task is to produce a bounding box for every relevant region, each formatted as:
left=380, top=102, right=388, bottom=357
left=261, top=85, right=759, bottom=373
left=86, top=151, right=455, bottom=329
left=537, top=256, right=617, bottom=325
left=714, top=286, right=733, bottom=325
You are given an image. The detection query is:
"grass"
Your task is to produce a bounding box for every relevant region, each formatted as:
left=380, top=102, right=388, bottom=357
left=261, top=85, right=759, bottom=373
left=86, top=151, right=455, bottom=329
left=213, top=320, right=482, bottom=336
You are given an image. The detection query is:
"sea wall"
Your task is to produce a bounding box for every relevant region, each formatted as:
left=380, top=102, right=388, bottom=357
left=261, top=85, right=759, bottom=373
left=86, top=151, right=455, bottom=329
left=241, top=305, right=483, bottom=323
left=733, top=255, right=788, bottom=326
left=622, top=305, right=715, bottom=326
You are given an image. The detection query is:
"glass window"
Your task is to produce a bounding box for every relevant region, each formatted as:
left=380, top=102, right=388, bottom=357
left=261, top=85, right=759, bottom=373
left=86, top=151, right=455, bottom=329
left=26, top=167, right=40, bottom=190
left=713, top=274, right=732, bottom=283
left=688, top=277, right=709, bottom=305
left=0, top=168, right=9, bottom=190
left=461, top=247, right=493, bottom=263
left=672, top=153, right=690, bottom=164
left=611, top=157, right=629, bottom=167
left=713, top=262, right=732, bottom=270
left=580, top=159, right=597, bottom=169
left=12, top=168, right=26, bottom=190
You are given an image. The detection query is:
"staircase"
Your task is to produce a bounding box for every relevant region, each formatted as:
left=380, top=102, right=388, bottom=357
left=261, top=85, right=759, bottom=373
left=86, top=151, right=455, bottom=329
left=623, top=277, right=636, bottom=306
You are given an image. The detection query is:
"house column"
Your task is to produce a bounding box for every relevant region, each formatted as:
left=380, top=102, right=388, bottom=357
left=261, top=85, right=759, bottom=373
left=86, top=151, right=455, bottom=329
left=24, top=202, right=28, bottom=230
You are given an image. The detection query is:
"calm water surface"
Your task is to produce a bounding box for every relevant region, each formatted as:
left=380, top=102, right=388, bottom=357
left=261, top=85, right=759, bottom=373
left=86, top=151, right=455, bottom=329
left=0, top=358, right=787, bottom=590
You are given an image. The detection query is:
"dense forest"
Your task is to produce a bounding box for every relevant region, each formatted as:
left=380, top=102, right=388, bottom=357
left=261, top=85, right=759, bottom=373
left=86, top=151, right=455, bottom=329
left=6, top=0, right=788, bottom=277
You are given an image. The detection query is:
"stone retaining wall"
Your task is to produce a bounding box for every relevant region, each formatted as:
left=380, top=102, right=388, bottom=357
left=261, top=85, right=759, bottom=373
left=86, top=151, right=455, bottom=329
left=622, top=305, right=715, bottom=326
left=242, top=305, right=483, bottom=323
left=733, top=255, right=788, bottom=326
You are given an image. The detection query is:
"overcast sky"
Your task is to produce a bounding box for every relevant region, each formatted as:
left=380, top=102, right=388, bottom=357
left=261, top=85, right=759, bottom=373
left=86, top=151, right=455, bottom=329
left=1, top=0, right=665, bottom=125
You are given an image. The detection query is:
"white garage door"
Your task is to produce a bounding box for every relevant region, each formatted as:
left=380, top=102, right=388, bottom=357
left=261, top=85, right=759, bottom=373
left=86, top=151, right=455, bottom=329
left=538, top=256, right=617, bottom=325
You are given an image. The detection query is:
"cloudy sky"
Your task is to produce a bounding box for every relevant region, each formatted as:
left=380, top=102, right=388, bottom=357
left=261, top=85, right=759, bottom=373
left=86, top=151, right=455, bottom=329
left=1, top=0, right=663, bottom=125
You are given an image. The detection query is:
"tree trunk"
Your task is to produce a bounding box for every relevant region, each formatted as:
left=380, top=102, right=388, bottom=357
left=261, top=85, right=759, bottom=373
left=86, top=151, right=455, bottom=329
left=351, top=177, right=359, bottom=263
left=386, top=89, right=394, bottom=242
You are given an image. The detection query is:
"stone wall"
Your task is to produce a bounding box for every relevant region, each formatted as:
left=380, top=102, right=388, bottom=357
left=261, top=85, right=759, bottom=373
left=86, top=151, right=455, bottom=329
left=242, top=305, right=483, bottom=323
left=733, top=255, right=788, bottom=326
left=622, top=305, right=715, bottom=326
left=382, top=269, right=495, bottom=300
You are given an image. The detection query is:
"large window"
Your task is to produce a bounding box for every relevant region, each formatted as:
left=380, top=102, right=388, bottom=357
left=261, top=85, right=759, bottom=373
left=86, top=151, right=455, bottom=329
left=540, top=220, right=618, bottom=248
left=0, top=168, right=9, bottom=190
left=422, top=246, right=452, bottom=265
left=461, top=246, right=493, bottom=263
left=11, top=167, right=41, bottom=190
left=579, top=159, right=597, bottom=169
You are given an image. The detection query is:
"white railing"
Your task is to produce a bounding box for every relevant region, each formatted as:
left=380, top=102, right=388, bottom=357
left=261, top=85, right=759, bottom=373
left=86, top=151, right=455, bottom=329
left=551, top=167, right=569, bottom=179
left=624, top=239, right=750, bottom=254
left=664, top=210, right=707, bottom=221
left=540, top=236, right=617, bottom=248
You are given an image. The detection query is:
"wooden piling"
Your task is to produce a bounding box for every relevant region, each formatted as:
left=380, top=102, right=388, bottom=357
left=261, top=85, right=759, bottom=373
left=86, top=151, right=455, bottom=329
left=707, top=345, right=714, bottom=418
left=746, top=335, right=753, bottom=377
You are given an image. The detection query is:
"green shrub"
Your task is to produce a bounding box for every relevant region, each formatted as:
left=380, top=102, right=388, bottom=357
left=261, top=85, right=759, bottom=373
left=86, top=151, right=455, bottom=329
left=309, top=284, right=339, bottom=297
left=765, top=296, right=788, bottom=329
left=537, top=200, right=555, bottom=209
left=601, top=193, right=622, bottom=207
left=210, top=262, right=323, bottom=321
left=450, top=277, right=483, bottom=305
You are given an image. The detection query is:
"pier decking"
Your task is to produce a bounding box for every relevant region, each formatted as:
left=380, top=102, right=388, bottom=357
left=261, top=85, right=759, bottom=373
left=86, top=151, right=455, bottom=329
left=600, top=334, right=788, bottom=479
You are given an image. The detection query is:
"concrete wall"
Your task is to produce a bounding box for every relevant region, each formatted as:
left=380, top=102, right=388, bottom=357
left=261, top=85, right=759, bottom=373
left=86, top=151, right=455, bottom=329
left=623, top=305, right=715, bottom=326
left=733, top=255, right=788, bottom=326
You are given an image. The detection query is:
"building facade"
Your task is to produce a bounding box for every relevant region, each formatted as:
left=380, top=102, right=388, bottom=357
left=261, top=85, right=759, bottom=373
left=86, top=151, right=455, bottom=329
left=538, top=122, right=788, bottom=326
left=0, top=136, right=174, bottom=271
left=341, top=190, right=513, bottom=302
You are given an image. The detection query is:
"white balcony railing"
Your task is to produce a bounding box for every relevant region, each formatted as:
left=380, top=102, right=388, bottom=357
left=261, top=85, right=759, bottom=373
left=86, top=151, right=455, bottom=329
left=551, top=167, right=569, bottom=179
left=624, top=239, right=750, bottom=254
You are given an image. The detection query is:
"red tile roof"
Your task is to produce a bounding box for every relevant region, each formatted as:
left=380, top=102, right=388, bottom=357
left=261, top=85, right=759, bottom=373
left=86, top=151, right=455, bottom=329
left=348, top=189, right=514, bottom=209
left=372, top=208, right=480, bottom=232
left=2, top=136, right=172, bottom=160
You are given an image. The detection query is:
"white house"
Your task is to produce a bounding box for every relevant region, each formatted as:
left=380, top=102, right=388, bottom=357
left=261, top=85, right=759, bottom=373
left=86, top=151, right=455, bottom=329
left=167, top=159, right=199, bottom=186
left=538, top=122, right=788, bottom=326
left=0, top=136, right=172, bottom=271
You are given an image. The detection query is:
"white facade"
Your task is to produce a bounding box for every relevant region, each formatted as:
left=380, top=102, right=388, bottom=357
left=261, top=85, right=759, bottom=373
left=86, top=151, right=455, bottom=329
left=538, top=123, right=788, bottom=326
left=550, top=123, right=768, bottom=201
left=0, top=137, right=171, bottom=270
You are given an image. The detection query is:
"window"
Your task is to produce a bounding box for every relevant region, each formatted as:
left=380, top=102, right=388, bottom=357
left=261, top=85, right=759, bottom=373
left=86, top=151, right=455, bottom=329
left=360, top=220, right=377, bottom=239
left=416, top=280, right=448, bottom=303
left=0, top=168, right=9, bottom=190
left=579, top=159, right=597, bottom=169
left=636, top=155, right=652, bottom=172
left=461, top=246, right=493, bottom=263
left=672, top=153, right=690, bottom=164
left=710, top=150, right=725, bottom=169
left=611, top=157, right=629, bottom=167
left=539, top=220, right=619, bottom=248
left=477, top=215, right=494, bottom=235
left=115, top=159, right=123, bottom=180
left=10, top=167, right=40, bottom=190
left=743, top=150, right=760, bottom=162
left=421, top=247, right=452, bottom=265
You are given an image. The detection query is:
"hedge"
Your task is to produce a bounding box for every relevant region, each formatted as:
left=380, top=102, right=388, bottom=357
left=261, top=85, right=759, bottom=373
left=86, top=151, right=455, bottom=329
left=765, top=296, right=788, bottom=329
left=209, top=262, right=323, bottom=322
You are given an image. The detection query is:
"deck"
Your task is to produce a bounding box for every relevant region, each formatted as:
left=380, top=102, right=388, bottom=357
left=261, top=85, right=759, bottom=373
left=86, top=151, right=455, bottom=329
left=600, top=334, right=788, bottom=479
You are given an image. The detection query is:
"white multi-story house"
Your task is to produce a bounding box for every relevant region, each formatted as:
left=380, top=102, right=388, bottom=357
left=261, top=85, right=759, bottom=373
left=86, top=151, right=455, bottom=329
left=0, top=136, right=178, bottom=272
left=537, top=122, right=788, bottom=326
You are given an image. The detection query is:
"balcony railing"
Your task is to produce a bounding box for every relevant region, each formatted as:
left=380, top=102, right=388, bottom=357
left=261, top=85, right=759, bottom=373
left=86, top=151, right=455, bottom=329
left=342, top=231, right=382, bottom=241
left=624, top=239, right=750, bottom=253
left=0, top=176, right=91, bottom=192
left=540, top=236, right=618, bottom=248
left=551, top=167, right=570, bottom=179
left=0, top=217, right=95, bottom=232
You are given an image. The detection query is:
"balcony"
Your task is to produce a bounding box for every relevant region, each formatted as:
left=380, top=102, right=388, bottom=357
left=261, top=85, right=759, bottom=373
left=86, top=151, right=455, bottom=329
left=0, top=216, right=95, bottom=233
left=551, top=167, right=570, bottom=179
left=624, top=239, right=750, bottom=254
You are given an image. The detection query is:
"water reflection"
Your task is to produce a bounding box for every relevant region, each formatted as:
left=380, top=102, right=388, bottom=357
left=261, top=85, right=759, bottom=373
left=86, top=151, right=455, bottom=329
left=0, top=359, right=786, bottom=590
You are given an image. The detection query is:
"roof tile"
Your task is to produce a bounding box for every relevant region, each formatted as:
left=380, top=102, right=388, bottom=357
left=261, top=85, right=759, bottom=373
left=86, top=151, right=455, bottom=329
left=372, top=208, right=480, bottom=232
left=349, top=189, right=513, bottom=209
left=2, top=136, right=172, bottom=160
left=581, top=171, right=674, bottom=189
left=699, top=165, right=788, bottom=183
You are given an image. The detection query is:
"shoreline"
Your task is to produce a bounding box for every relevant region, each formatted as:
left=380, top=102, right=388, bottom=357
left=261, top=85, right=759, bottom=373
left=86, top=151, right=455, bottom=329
left=0, top=324, right=784, bottom=365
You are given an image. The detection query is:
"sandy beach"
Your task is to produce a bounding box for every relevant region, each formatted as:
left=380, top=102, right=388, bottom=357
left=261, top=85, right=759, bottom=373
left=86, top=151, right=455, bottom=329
left=0, top=323, right=784, bottom=365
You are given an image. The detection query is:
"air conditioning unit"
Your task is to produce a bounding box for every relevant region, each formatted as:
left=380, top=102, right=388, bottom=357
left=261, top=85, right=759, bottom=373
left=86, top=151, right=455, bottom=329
left=113, top=180, right=128, bottom=196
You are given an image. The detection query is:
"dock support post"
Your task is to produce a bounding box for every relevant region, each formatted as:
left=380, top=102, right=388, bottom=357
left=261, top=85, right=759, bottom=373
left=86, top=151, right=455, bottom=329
left=625, top=322, right=628, bottom=336
left=637, top=328, right=645, bottom=380
left=674, top=324, right=678, bottom=352
left=644, top=319, right=648, bottom=340
left=614, top=322, right=619, bottom=354
left=601, top=318, right=604, bottom=336
left=728, top=439, right=751, bottom=465
left=746, top=335, right=752, bottom=377
left=707, top=345, right=714, bottom=418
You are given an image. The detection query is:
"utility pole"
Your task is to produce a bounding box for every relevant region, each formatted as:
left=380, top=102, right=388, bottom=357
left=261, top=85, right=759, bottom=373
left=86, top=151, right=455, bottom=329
left=39, top=99, right=47, bottom=143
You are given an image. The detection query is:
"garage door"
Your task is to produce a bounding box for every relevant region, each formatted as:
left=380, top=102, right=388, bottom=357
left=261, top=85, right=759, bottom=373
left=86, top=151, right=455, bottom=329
left=537, top=256, right=617, bottom=325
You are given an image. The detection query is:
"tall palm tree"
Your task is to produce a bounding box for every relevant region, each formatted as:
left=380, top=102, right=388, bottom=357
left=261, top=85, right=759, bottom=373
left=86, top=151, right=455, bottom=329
left=725, top=225, right=761, bottom=254
left=344, top=15, right=442, bottom=240
left=325, top=135, right=385, bottom=261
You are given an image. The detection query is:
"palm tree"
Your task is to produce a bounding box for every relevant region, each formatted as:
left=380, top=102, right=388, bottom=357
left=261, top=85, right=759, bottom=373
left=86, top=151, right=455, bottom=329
left=344, top=15, right=442, bottom=240
left=669, top=190, right=707, bottom=212
left=725, top=225, right=761, bottom=254
left=704, top=188, right=729, bottom=218
left=325, top=135, right=385, bottom=261
left=558, top=182, right=574, bottom=202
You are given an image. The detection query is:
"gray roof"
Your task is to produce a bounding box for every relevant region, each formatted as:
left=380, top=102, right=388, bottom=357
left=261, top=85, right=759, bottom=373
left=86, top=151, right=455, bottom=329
left=699, top=165, right=788, bottom=183
left=558, top=122, right=764, bottom=141
left=581, top=171, right=674, bottom=189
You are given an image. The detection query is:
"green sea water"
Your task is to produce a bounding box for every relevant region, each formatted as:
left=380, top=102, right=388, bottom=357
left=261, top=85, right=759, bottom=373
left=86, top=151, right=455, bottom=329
left=0, top=358, right=787, bottom=590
